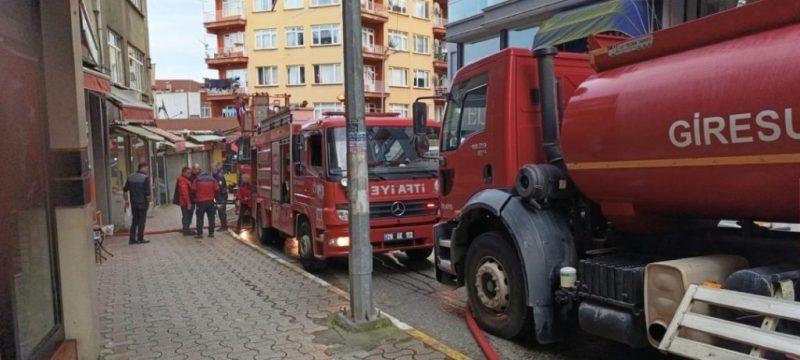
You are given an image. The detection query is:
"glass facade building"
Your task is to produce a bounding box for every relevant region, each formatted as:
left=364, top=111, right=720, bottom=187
left=446, top=0, right=742, bottom=78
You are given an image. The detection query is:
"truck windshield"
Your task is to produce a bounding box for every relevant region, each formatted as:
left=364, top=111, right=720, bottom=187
left=327, top=126, right=439, bottom=179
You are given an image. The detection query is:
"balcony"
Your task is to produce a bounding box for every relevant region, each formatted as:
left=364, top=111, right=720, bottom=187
left=206, top=85, right=247, bottom=102
left=433, top=16, right=447, bottom=37
left=204, top=7, right=246, bottom=32
left=361, top=1, right=389, bottom=23
left=433, top=52, right=447, bottom=72
left=364, top=80, right=389, bottom=98
left=205, top=47, right=248, bottom=69
left=363, top=44, right=388, bottom=61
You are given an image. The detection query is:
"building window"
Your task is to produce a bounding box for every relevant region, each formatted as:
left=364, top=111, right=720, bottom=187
left=257, top=66, right=279, bottom=85
left=463, top=36, right=500, bottom=67
left=389, top=103, right=409, bottom=117
left=508, top=26, right=539, bottom=48
left=287, top=65, right=306, bottom=85
left=312, top=24, right=341, bottom=45
left=388, top=0, right=407, bottom=13
left=225, top=68, right=248, bottom=88
left=362, top=28, right=376, bottom=50
left=128, top=45, right=145, bottom=92
left=253, top=0, right=275, bottom=11
left=413, top=0, right=428, bottom=18
left=107, top=30, right=124, bottom=84
left=413, top=34, right=429, bottom=54
left=201, top=103, right=211, bottom=117
left=255, top=29, right=278, bottom=49
left=313, top=64, right=342, bottom=84
left=311, top=0, right=340, bottom=6
left=413, top=70, right=430, bottom=88
left=388, top=30, right=408, bottom=51
left=435, top=104, right=445, bottom=121
left=285, top=0, right=304, bottom=9
left=286, top=26, right=304, bottom=47
left=314, top=102, right=345, bottom=119
left=389, top=67, right=408, bottom=87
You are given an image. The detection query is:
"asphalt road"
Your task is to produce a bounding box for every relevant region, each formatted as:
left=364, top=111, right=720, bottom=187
left=239, top=232, right=670, bottom=359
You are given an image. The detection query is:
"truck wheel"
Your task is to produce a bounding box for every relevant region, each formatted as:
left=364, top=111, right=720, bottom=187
left=298, top=220, right=326, bottom=272
left=254, top=209, right=266, bottom=244
left=465, top=231, right=533, bottom=340
left=404, top=248, right=433, bottom=262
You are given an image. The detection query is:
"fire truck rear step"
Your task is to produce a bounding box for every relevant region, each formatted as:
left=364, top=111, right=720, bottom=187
left=658, top=284, right=800, bottom=359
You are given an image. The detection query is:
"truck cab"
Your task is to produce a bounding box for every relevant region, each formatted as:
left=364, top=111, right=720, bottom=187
left=252, top=109, right=440, bottom=271
left=437, top=48, right=592, bottom=220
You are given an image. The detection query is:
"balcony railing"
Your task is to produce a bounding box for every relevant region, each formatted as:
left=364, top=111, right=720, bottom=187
left=207, top=46, right=247, bottom=59
left=433, top=16, right=448, bottom=28
left=361, top=1, right=388, bottom=17
left=364, top=80, right=389, bottom=95
left=363, top=44, right=387, bottom=56
left=204, top=7, right=246, bottom=23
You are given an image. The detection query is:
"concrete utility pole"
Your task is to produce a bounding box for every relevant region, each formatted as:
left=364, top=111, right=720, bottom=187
left=342, top=0, right=376, bottom=323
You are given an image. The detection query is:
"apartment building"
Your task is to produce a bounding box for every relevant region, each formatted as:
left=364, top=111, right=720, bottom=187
left=204, top=0, right=448, bottom=120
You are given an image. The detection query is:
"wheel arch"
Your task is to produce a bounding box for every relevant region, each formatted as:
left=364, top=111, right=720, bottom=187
left=452, top=189, right=576, bottom=344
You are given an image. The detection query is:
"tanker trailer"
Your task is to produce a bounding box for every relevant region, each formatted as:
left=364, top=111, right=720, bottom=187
left=430, top=0, right=800, bottom=357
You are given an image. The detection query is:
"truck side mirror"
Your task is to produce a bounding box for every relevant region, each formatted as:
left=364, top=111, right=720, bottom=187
left=295, top=163, right=306, bottom=176
left=412, top=102, right=428, bottom=136
left=292, top=135, right=304, bottom=160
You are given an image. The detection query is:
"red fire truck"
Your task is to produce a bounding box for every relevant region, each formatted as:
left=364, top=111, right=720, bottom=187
left=250, top=109, right=440, bottom=271
left=427, top=1, right=800, bottom=357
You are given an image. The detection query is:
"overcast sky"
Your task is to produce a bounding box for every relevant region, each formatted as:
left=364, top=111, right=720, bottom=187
left=148, top=0, right=216, bottom=81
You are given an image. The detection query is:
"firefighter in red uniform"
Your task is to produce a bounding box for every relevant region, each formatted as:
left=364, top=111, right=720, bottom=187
left=192, top=169, right=220, bottom=238
left=236, top=173, right=254, bottom=234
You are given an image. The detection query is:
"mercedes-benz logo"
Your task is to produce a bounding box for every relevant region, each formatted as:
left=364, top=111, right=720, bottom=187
left=390, top=201, right=406, bottom=217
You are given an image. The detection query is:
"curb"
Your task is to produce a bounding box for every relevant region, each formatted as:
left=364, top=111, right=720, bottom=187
left=226, top=229, right=472, bottom=360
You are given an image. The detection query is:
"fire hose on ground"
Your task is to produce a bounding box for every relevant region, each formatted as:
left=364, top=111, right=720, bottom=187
left=465, top=302, right=502, bottom=360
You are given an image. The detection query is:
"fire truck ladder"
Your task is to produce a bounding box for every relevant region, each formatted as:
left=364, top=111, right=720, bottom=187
left=658, top=282, right=800, bottom=359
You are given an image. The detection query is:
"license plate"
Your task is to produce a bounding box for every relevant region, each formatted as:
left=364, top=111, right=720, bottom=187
left=384, top=231, right=415, bottom=242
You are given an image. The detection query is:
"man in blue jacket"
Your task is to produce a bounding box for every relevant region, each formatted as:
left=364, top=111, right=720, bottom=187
left=123, top=162, right=151, bottom=245
left=212, top=163, right=228, bottom=231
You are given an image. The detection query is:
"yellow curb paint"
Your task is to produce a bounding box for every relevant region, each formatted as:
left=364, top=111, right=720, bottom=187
left=226, top=230, right=473, bottom=360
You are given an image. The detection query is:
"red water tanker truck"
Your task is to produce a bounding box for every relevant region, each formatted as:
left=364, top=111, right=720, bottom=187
left=424, top=1, right=800, bottom=357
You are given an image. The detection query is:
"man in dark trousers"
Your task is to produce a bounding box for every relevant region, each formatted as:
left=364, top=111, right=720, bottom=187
left=173, top=166, right=194, bottom=235
left=192, top=168, right=220, bottom=238
left=123, top=162, right=151, bottom=245
left=211, top=163, right=228, bottom=231
left=185, top=163, right=201, bottom=227
left=236, top=173, right=254, bottom=234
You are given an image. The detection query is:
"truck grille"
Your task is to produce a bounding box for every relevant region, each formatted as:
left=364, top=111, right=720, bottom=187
left=369, top=200, right=436, bottom=219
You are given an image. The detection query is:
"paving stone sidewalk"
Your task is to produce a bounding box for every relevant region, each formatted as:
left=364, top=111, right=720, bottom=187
left=96, top=230, right=450, bottom=359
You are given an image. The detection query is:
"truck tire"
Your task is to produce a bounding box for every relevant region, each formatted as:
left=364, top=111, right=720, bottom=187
left=404, top=248, right=433, bottom=262
left=298, top=220, right=326, bottom=272
left=254, top=211, right=265, bottom=243
left=465, top=231, right=533, bottom=340
left=254, top=208, right=283, bottom=245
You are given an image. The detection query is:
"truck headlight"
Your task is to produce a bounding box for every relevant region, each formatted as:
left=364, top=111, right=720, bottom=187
left=340, top=178, right=348, bottom=187
left=336, top=209, right=349, bottom=221
left=329, top=236, right=349, bottom=247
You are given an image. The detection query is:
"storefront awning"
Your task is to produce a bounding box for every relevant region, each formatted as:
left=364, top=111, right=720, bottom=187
left=114, top=124, right=165, bottom=142
left=141, top=126, right=185, bottom=143
left=533, top=0, right=650, bottom=49
left=188, top=134, right=226, bottom=143
left=109, top=87, right=154, bottom=121
left=83, top=69, right=111, bottom=93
